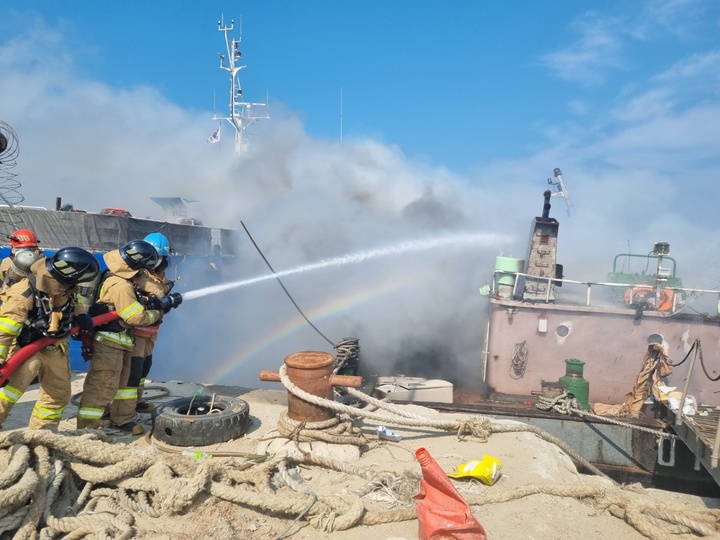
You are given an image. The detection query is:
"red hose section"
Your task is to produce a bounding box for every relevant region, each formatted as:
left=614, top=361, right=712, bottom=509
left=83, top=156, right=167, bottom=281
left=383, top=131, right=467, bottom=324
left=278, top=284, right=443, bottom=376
left=0, top=311, right=119, bottom=387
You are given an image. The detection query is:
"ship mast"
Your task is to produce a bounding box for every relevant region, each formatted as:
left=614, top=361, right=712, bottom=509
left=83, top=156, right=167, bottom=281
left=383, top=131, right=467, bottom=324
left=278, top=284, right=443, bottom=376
left=213, top=15, right=269, bottom=155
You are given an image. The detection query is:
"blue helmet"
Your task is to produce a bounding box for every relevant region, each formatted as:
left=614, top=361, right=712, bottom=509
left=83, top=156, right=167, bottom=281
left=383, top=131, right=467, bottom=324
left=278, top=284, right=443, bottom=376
left=144, top=232, right=171, bottom=256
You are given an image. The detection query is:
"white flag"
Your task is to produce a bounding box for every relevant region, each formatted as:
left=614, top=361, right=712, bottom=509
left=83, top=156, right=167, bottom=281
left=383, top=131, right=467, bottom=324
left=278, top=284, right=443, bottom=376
left=207, top=125, right=221, bottom=143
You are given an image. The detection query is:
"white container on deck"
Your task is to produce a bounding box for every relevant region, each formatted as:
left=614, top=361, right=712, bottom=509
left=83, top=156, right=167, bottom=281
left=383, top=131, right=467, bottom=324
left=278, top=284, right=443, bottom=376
left=375, top=376, right=454, bottom=403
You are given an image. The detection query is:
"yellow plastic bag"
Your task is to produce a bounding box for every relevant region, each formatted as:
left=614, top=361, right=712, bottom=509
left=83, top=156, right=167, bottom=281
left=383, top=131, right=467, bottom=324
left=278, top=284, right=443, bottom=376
left=446, top=456, right=503, bottom=486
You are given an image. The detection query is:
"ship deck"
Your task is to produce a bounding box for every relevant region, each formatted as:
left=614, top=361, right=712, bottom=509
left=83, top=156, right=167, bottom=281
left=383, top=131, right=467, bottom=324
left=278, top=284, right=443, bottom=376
left=667, top=408, right=720, bottom=490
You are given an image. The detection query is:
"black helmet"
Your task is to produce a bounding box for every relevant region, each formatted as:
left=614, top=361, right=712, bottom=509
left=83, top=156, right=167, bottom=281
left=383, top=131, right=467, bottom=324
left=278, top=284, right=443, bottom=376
left=119, top=239, right=158, bottom=270
left=46, top=247, right=101, bottom=285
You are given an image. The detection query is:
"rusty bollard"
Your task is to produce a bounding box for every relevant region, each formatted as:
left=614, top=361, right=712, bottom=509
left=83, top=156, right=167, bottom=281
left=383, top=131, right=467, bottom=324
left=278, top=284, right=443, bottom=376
left=259, top=351, right=363, bottom=422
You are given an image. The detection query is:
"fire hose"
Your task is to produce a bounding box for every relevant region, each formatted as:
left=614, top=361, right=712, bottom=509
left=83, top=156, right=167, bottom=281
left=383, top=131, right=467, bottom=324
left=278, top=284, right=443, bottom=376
left=0, top=311, right=119, bottom=387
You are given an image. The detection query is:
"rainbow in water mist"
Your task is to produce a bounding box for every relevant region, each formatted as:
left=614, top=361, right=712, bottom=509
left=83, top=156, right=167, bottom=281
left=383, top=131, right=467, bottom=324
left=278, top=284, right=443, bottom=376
left=188, top=231, right=509, bottom=385
left=204, top=272, right=414, bottom=383
left=182, top=232, right=507, bottom=302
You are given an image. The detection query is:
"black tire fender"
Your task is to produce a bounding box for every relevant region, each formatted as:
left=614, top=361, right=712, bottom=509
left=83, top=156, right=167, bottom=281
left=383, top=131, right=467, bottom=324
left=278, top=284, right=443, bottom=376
left=151, top=395, right=251, bottom=447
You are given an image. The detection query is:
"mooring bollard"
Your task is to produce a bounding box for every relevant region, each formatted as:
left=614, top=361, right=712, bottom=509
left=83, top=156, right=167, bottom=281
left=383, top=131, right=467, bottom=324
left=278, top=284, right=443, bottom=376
left=259, top=351, right=363, bottom=422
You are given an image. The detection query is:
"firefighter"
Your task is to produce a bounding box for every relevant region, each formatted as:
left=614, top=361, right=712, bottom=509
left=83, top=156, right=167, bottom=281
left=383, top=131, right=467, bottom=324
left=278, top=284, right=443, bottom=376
left=0, top=247, right=99, bottom=430
left=0, top=229, right=44, bottom=290
left=77, top=240, right=181, bottom=434
left=131, top=232, right=177, bottom=413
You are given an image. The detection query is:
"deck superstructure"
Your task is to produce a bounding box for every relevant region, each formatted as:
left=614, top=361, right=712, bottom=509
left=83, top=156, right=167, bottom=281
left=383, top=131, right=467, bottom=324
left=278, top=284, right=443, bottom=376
left=477, top=175, right=720, bottom=494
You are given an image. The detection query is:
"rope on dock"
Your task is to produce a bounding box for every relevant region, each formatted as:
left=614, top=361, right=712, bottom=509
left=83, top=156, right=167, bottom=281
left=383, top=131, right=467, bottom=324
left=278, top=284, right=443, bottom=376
left=278, top=365, right=612, bottom=480
left=0, top=426, right=423, bottom=538
left=2, top=376, right=719, bottom=539
left=276, top=366, right=720, bottom=539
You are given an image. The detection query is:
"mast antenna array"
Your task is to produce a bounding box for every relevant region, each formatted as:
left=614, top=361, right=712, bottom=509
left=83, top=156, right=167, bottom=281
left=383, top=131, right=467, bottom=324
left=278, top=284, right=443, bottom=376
left=213, top=15, right=269, bottom=155
left=547, top=167, right=574, bottom=215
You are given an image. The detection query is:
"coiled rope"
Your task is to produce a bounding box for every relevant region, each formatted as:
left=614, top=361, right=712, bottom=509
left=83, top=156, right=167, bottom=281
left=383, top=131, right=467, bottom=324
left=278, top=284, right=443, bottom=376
left=0, top=424, right=422, bottom=538
left=2, top=377, right=716, bottom=539
left=509, top=340, right=528, bottom=379
left=333, top=338, right=361, bottom=375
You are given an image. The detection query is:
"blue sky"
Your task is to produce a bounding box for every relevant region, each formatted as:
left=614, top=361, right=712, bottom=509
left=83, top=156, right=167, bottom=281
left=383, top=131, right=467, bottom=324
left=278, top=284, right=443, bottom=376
left=4, top=1, right=717, bottom=171
left=1, top=2, right=719, bottom=385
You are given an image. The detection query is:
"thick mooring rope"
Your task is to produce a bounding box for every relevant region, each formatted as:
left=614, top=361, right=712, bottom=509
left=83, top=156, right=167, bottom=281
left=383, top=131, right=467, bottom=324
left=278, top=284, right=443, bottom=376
left=274, top=365, right=720, bottom=538
left=3, top=376, right=719, bottom=539
left=536, top=392, right=679, bottom=440
left=278, top=365, right=611, bottom=479
left=273, top=410, right=367, bottom=446
left=0, top=427, right=426, bottom=538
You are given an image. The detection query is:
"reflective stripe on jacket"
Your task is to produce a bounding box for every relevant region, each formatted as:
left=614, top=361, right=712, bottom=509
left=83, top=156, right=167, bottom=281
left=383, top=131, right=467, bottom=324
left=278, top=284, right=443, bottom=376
left=95, top=331, right=134, bottom=348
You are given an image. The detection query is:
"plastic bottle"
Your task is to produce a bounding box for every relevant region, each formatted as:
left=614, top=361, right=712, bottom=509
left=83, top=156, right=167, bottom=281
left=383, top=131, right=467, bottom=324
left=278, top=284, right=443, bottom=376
left=414, top=447, right=487, bottom=540
left=181, top=450, right=212, bottom=460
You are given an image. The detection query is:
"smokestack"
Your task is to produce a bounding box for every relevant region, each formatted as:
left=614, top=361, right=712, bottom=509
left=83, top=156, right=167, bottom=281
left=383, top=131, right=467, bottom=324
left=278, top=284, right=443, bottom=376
left=524, top=190, right=560, bottom=302
left=55, top=197, right=61, bottom=211
left=542, top=190, right=551, bottom=220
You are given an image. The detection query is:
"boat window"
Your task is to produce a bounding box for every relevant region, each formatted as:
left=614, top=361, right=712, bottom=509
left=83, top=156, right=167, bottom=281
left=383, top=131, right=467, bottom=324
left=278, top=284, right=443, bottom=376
left=647, top=333, right=664, bottom=345
left=555, top=324, right=570, bottom=338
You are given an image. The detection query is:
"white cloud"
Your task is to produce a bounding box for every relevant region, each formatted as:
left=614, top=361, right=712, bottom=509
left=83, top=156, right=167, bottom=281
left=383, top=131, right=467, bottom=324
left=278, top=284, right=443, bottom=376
left=540, top=13, right=625, bottom=85
left=639, top=0, right=709, bottom=39
left=654, top=50, right=720, bottom=88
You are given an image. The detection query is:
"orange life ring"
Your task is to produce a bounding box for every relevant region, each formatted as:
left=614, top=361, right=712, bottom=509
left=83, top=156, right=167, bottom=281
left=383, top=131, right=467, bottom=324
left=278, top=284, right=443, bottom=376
left=624, top=286, right=674, bottom=311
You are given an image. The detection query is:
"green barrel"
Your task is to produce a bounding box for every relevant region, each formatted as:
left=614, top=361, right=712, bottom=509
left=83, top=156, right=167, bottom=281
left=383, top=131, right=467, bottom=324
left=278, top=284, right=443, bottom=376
left=494, top=256, right=524, bottom=299
left=559, top=358, right=590, bottom=410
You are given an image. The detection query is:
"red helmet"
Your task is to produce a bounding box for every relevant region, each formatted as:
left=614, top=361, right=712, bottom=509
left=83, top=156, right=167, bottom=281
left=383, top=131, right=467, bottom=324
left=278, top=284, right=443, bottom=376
left=7, top=229, right=39, bottom=248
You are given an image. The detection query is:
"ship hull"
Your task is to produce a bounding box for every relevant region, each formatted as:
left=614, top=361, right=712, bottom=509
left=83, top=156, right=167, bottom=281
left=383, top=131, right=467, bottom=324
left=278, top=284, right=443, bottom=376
left=485, top=297, right=720, bottom=407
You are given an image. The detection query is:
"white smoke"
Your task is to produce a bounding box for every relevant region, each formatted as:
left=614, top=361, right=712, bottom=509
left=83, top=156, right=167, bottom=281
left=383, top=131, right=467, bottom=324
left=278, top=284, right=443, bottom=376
left=1, top=9, right=719, bottom=390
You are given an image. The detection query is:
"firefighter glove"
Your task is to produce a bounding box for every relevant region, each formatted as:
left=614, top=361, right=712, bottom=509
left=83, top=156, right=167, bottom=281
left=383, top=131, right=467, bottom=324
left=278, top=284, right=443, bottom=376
left=144, top=295, right=162, bottom=310
left=73, top=313, right=94, bottom=333
left=88, top=303, right=110, bottom=317
left=159, top=292, right=183, bottom=313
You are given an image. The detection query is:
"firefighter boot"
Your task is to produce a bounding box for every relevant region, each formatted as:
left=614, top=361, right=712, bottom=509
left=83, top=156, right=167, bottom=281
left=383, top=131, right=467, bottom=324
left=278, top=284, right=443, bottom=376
left=136, top=401, right=155, bottom=413
left=113, top=421, right=144, bottom=435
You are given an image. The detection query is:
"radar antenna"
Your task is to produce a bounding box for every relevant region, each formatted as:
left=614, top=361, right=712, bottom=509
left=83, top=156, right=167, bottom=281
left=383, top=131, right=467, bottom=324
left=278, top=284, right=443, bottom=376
left=0, top=121, right=24, bottom=207
left=547, top=167, right=574, bottom=215
left=212, top=15, right=269, bottom=155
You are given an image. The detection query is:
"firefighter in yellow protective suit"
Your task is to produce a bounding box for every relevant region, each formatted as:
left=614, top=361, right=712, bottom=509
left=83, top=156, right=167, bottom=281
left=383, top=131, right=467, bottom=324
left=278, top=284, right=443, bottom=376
left=131, top=232, right=177, bottom=413
left=77, top=240, right=180, bottom=435
left=0, top=247, right=99, bottom=430
left=0, top=228, right=45, bottom=291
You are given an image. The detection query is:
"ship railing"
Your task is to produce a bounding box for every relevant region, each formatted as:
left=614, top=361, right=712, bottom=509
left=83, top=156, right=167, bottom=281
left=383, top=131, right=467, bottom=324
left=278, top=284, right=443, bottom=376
left=669, top=339, right=720, bottom=475
left=493, top=271, right=720, bottom=316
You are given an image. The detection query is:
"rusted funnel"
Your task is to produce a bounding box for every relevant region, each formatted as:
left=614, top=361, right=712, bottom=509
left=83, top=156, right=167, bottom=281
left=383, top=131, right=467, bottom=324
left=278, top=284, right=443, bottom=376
left=259, top=351, right=363, bottom=422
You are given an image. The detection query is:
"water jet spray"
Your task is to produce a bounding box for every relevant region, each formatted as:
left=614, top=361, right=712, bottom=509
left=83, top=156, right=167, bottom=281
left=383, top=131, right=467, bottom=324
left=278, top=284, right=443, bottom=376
left=181, top=232, right=506, bottom=302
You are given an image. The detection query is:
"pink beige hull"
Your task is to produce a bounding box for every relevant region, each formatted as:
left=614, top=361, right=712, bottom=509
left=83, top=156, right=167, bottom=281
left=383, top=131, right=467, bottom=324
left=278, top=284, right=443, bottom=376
left=486, top=298, right=720, bottom=407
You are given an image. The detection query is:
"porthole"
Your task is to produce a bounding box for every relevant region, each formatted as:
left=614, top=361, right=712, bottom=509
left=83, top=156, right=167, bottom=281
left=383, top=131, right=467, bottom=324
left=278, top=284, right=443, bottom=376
left=647, top=333, right=664, bottom=345
left=555, top=324, right=570, bottom=338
